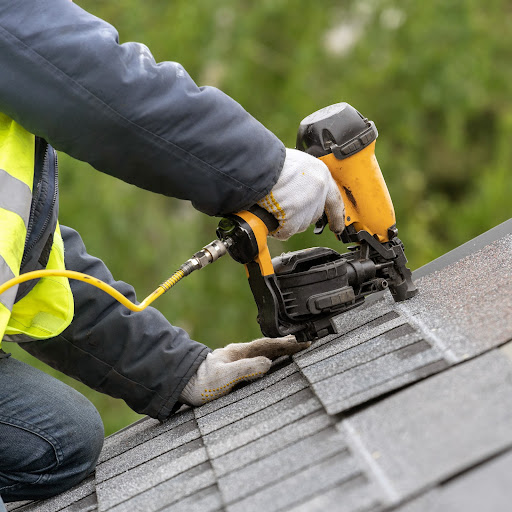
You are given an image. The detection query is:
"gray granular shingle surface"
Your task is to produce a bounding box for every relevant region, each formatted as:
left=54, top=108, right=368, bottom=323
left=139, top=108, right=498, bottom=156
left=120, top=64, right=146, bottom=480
left=210, top=409, right=333, bottom=477
left=224, top=453, right=371, bottom=512
left=5, top=477, right=96, bottom=512
left=196, top=369, right=309, bottom=436
left=346, top=350, right=512, bottom=500
left=406, top=234, right=512, bottom=360
left=6, top=219, right=512, bottom=512
left=294, top=305, right=451, bottom=415
left=202, top=388, right=323, bottom=460
left=394, top=449, right=512, bottom=512
left=95, top=417, right=201, bottom=484
left=96, top=438, right=209, bottom=510
left=217, top=427, right=350, bottom=503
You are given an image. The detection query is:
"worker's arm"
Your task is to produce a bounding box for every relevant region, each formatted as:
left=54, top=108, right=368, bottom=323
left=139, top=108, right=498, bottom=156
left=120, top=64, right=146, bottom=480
left=0, top=0, right=344, bottom=237
left=0, top=0, right=284, bottom=216
left=19, top=227, right=210, bottom=420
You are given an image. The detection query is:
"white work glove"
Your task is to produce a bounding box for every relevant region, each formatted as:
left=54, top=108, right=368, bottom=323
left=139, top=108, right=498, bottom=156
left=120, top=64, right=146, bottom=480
left=179, top=335, right=310, bottom=406
left=257, top=148, right=345, bottom=240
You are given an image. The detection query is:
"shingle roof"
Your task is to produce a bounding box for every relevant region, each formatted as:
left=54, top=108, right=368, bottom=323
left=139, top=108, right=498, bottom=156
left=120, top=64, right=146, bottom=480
left=7, top=218, right=512, bottom=512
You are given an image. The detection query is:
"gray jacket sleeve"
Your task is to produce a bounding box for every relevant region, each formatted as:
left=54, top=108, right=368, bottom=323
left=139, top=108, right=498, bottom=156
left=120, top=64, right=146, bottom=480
left=0, top=0, right=285, bottom=216
left=20, top=226, right=210, bottom=421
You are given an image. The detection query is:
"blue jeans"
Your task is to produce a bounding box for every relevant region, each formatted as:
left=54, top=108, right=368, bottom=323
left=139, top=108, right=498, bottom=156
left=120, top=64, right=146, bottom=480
left=0, top=353, right=104, bottom=504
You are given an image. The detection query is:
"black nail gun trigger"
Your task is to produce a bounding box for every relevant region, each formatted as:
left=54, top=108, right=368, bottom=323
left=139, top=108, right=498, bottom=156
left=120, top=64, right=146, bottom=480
left=314, top=213, right=328, bottom=235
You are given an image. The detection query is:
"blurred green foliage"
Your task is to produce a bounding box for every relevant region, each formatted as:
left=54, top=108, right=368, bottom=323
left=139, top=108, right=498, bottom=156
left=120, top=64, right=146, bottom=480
left=7, top=0, right=512, bottom=435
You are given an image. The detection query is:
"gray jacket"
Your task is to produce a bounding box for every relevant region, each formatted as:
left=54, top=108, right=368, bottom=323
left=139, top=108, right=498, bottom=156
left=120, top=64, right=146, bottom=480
left=0, top=0, right=285, bottom=420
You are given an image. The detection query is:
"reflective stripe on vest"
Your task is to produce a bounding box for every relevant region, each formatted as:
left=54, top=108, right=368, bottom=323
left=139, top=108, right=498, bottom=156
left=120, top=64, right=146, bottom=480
left=0, top=114, right=74, bottom=346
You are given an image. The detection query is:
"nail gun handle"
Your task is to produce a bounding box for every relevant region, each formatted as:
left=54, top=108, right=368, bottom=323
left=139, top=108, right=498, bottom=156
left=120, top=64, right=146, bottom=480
left=244, top=205, right=280, bottom=233
left=217, top=205, right=277, bottom=276
left=232, top=207, right=276, bottom=276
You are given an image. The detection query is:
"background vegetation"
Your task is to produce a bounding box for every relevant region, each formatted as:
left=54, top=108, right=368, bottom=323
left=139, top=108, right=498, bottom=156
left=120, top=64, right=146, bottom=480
left=7, top=0, right=512, bottom=435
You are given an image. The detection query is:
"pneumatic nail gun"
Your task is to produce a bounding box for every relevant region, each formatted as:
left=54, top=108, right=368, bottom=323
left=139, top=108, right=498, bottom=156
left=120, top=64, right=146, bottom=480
left=215, top=102, right=418, bottom=341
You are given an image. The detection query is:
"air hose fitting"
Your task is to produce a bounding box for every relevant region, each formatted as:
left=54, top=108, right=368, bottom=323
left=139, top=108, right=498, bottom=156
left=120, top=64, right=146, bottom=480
left=0, top=239, right=233, bottom=313
left=179, top=239, right=232, bottom=276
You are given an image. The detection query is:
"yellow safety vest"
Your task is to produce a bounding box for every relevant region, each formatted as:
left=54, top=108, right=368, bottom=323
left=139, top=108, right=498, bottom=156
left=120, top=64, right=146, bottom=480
left=0, top=114, right=74, bottom=347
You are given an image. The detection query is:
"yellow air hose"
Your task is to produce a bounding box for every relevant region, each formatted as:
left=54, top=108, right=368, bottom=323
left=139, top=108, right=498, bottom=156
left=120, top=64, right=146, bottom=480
left=0, top=268, right=185, bottom=312
left=0, top=239, right=229, bottom=312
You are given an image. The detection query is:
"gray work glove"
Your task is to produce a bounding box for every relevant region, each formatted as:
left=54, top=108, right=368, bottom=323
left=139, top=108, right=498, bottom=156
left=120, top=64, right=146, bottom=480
left=179, top=335, right=309, bottom=406
left=257, top=148, right=345, bottom=240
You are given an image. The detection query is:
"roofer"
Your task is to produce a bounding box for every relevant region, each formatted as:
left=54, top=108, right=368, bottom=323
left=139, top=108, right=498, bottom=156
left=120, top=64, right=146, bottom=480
left=0, top=0, right=345, bottom=505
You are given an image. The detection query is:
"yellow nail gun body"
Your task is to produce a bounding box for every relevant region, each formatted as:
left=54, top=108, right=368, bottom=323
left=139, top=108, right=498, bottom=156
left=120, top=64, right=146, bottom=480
left=217, top=103, right=418, bottom=341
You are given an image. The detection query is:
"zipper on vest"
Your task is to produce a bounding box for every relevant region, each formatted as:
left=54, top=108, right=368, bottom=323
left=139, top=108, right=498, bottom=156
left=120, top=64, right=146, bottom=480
left=20, top=145, right=58, bottom=269
left=23, top=144, right=48, bottom=249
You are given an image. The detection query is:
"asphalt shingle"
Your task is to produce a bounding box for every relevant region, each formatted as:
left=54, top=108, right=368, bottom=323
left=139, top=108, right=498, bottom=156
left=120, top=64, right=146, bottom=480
left=96, top=417, right=200, bottom=483
left=218, top=427, right=349, bottom=503
left=5, top=477, right=96, bottom=512
left=296, top=304, right=450, bottom=414
left=98, top=409, right=195, bottom=463
left=286, top=474, right=383, bottom=512
left=201, top=387, right=322, bottom=459
left=193, top=361, right=299, bottom=419
left=345, top=350, right=512, bottom=501
left=163, top=485, right=223, bottom=512
left=395, top=448, right=512, bottom=512
left=60, top=492, right=98, bottom=512
left=311, top=338, right=448, bottom=414
left=404, top=234, right=512, bottom=362
left=96, top=438, right=208, bottom=510
left=210, top=409, right=333, bottom=477
left=224, top=452, right=370, bottom=512
left=196, top=368, right=309, bottom=436
left=104, top=462, right=217, bottom=512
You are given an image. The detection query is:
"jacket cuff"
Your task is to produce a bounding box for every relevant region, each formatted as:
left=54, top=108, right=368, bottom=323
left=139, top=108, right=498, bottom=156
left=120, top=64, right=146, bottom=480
left=156, top=345, right=212, bottom=421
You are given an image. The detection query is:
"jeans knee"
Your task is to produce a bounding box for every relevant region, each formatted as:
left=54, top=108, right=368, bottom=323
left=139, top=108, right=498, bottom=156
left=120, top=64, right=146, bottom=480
left=0, top=422, right=59, bottom=474
left=63, top=401, right=105, bottom=482
left=0, top=405, right=103, bottom=501
left=33, top=400, right=103, bottom=498
left=0, top=357, right=105, bottom=502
